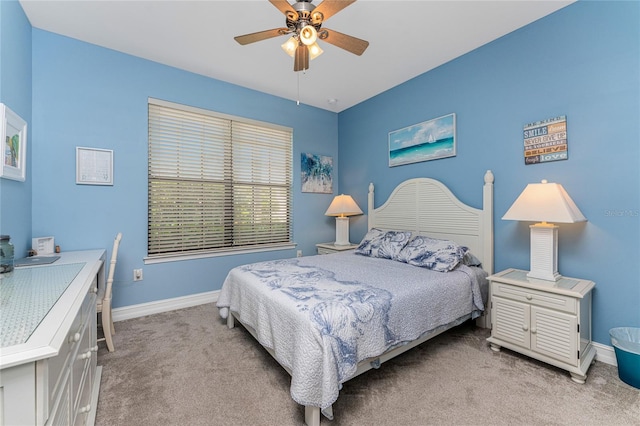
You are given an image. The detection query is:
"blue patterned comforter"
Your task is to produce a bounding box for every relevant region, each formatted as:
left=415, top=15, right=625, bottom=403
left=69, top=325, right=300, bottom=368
left=217, top=251, right=487, bottom=410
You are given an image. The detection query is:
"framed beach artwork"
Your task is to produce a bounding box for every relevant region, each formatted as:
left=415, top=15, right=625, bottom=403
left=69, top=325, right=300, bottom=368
left=301, top=153, right=333, bottom=193
left=1, top=103, right=28, bottom=181
left=389, top=113, right=456, bottom=167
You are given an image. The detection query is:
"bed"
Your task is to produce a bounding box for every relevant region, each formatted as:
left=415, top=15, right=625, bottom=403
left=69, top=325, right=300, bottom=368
left=217, top=170, right=494, bottom=426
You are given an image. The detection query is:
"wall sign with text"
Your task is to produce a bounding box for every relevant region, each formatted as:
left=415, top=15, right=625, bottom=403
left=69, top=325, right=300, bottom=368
left=523, top=115, right=567, bottom=165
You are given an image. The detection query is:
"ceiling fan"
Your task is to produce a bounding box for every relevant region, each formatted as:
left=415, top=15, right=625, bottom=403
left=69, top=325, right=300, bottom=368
left=234, top=0, right=369, bottom=72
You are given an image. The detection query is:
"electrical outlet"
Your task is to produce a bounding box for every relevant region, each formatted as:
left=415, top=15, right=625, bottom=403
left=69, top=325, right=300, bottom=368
left=296, top=250, right=303, bottom=258
left=133, top=268, right=143, bottom=281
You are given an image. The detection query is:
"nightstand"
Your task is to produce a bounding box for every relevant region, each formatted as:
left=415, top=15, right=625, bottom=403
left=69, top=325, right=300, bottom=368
left=316, top=242, right=359, bottom=255
left=486, top=268, right=596, bottom=384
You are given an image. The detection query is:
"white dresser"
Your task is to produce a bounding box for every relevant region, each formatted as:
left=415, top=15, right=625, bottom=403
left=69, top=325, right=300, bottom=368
left=486, top=268, right=596, bottom=383
left=0, top=250, right=105, bottom=426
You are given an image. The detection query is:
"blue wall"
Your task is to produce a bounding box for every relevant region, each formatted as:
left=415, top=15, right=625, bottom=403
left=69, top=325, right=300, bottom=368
left=27, top=29, right=338, bottom=307
left=338, top=1, right=640, bottom=345
left=3, top=1, right=638, bottom=347
left=0, top=0, right=32, bottom=257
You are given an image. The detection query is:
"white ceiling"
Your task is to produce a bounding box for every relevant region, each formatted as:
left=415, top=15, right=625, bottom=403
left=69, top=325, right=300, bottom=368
left=19, top=0, right=574, bottom=112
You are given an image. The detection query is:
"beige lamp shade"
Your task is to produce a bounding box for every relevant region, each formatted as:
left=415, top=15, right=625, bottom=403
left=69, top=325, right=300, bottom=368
left=502, top=180, right=586, bottom=223
left=281, top=37, right=297, bottom=57
left=502, top=180, right=586, bottom=282
left=325, top=194, right=363, bottom=246
left=325, top=195, right=363, bottom=218
left=299, top=25, right=318, bottom=46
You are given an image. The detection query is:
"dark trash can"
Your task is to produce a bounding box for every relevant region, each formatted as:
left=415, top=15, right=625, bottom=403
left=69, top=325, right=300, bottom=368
left=609, top=327, right=640, bottom=389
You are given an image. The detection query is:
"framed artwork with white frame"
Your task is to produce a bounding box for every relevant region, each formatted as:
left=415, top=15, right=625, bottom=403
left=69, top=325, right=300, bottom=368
left=76, top=147, right=114, bottom=185
left=1, top=103, right=28, bottom=182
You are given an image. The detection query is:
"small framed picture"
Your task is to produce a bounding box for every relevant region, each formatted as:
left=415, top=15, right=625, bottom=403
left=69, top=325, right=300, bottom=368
left=76, top=147, right=114, bottom=185
left=1, top=103, right=28, bottom=182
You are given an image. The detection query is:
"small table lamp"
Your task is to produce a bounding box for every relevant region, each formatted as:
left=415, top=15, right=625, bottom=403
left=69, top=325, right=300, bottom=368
left=325, top=194, right=363, bottom=246
left=502, top=180, right=586, bottom=281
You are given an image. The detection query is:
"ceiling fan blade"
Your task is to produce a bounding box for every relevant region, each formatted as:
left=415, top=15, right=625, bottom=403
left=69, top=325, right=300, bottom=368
left=234, top=28, right=289, bottom=45
left=319, top=28, right=369, bottom=56
left=311, top=0, right=356, bottom=24
left=294, top=45, right=309, bottom=72
left=269, top=0, right=298, bottom=21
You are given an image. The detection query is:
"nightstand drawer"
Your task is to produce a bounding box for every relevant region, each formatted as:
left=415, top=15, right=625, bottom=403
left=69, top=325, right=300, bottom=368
left=317, top=247, right=335, bottom=255
left=316, top=243, right=359, bottom=255
left=493, top=282, right=577, bottom=314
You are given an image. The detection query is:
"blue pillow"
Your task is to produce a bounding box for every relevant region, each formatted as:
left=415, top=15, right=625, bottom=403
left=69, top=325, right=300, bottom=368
left=355, top=228, right=386, bottom=256
left=462, top=250, right=482, bottom=267
left=396, top=235, right=466, bottom=272
left=370, top=231, right=412, bottom=260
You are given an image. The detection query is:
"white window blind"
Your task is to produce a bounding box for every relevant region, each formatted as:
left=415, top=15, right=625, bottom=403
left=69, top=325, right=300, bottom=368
left=148, top=99, right=292, bottom=257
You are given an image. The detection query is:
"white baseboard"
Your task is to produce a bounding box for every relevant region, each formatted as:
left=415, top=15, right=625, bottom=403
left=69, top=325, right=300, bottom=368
left=593, top=341, right=617, bottom=366
left=112, top=290, right=219, bottom=322
left=112, top=291, right=619, bottom=368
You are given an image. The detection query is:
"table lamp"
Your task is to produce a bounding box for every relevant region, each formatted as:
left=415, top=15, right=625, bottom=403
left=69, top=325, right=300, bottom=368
left=502, top=179, right=586, bottom=281
left=325, top=194, right=363, bottom=246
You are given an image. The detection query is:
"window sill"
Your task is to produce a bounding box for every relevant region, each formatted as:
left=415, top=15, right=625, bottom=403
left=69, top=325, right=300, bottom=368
left=143, top=243, right=297, bottom=265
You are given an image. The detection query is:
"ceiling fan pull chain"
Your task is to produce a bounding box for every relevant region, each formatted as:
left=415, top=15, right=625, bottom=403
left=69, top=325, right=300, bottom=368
left=297, top=72, right=300, bottom=106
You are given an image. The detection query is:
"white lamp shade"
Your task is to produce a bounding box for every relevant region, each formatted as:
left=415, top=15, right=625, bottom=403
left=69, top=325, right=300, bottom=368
left=503, top=180, right=586, bottom=282
left=502, top=180, right=586, bottom=224
left=325, top=194, right=363, bottom=217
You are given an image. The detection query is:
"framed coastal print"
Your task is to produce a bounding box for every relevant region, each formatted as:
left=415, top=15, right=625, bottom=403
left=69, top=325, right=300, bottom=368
left=389, top=113, right=456, bottom=167
left=1, top=103, right=28, bottom=181
left=301, top=153, right=333, bottom=193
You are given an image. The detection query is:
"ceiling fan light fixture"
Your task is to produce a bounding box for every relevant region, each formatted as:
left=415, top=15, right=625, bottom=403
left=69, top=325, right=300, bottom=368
left=311, top=11, right=324, bottom=25
left=281, top=36, right=298, bottom=57
left=234, top=0, right=367, bottom=73
left=299, top=25, right=317, bottom=46
left=308, top=42, right=323, bottom=60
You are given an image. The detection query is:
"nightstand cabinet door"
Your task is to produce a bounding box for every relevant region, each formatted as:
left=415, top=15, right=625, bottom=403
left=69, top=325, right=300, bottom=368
left=531, top=305, right=577, bottom=365
left=487, top=269, right=596, bottom=384
left=492, top=296, right=530, bottom=348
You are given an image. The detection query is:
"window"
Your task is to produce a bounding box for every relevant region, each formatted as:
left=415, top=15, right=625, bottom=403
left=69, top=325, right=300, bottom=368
left=147, top=98, right=292, bottom=259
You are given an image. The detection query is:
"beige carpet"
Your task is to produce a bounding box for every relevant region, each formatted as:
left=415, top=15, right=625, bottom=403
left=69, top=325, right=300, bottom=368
left=96, top=304, right=640, bottom=426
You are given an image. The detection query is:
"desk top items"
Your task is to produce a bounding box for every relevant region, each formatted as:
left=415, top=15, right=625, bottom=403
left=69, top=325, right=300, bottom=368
left=0, top=235, right=14, bottom=273
left=32, top=236, right=55, bottom=256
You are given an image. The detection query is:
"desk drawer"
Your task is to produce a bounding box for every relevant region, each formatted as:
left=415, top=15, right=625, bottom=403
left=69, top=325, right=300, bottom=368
left=81, top=277, right=97, bottom=322
left=492, top=281, right=576, bottom=314
left=47, top=370, right=71, bottom=426
left=71, top=319, right=92, bottom=413
left=47, top=301, right=83, bottom=408
left=73, top=364, right=93, bottom=426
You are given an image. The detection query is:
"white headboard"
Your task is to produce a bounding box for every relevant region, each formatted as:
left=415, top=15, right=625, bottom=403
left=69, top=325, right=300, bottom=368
left=368, top=170, right=494, bottom=274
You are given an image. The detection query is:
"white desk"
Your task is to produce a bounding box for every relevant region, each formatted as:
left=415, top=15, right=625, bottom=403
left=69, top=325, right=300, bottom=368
left=0, top=250, right=105, bottom=426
